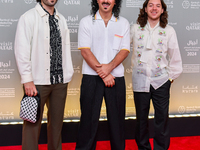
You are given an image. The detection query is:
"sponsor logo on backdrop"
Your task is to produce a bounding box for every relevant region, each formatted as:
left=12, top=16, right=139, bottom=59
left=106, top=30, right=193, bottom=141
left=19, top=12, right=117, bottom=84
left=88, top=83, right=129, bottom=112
left=178, top=106, right=185, bottom=114
left=0, top=0, right=13, bottom=3
left=0, top=111, right=14, bottom=120
left=179, top=105, right=200, bottom=114
left=126, top=0, right=145, bottom=8
left=0, top=42, right=13, bottom=51
left=182, top=0, right=200, bottom=9
left=165, top=0, right=173, bottom=8
left=182, top=0, right=190, bottom=9
left=71, top=42, right=78, bottom=51
left=24, top=0, right=33, bottom=4
left=100, top=105, right=108, bottom=118
left=184, top=39, right=199, bottom=57
left=64, top=0, right=80, bottom=5
left=0, top=60, right=11, bottom=68
left=73, top=65, right=81, bottom=74
left=125, top=84, right=135, bottom=116
left=126, top=107, right=136, bottom=116
left=0, top=88, right=15, bottom=97
left=168, top=22, right=177, bottom=26
left=66, top=15, right=79, bottom=34
left=126, top=67, right=133, bottom=74
left=65, top=109, right=80, bottom=118
left=183, top=64, right=200, bottom=73
left=67, top=88, right=80, bottom=96
left=0, top=60, right=15, bottom=79
left=126, top=83, right=133, bottom=100
left=186, top=22, right=200, bottom=31
left=182, top=85, right=198, bottom=93
left=0, top=18, right=18, bottom=27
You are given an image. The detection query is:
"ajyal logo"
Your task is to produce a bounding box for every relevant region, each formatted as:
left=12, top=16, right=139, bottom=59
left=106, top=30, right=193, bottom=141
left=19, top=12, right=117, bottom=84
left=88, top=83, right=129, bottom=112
left=182, top=0, right=190, bottom=9
left=24, top=0, right=33, bottom=4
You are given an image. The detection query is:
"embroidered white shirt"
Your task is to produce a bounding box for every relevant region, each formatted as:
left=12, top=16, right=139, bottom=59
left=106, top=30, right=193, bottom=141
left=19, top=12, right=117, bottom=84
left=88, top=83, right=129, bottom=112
left=78, top=11, right=130, bottom=77
left=130, top=22, right=182, bottom=92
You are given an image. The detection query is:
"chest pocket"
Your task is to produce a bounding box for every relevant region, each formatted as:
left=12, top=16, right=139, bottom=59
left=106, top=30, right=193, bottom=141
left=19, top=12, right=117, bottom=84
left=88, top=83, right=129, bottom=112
left=113, top=34, right=123, bottom=51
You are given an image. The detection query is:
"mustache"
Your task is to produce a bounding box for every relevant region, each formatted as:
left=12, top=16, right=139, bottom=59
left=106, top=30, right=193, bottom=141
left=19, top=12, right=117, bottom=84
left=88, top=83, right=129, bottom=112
left=102, top=2, right=110, bottom=5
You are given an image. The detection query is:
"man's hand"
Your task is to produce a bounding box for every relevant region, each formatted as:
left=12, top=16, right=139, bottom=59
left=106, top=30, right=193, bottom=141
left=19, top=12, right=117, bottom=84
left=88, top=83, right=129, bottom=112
left=24, top=81, right=37, bottom=97
left=102, top=74, right=115, bottom=87
left=96, top=64, right=113, bottom=79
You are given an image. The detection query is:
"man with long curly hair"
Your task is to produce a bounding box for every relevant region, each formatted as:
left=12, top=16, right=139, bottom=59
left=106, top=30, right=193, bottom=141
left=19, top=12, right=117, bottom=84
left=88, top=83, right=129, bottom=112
left=75, top=0, right=130, bottom=150
left=130, top=0, right=182, bottom=149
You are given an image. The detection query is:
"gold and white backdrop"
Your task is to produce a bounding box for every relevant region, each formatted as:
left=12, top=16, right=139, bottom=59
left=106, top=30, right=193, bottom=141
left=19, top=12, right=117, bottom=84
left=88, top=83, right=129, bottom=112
left=0, top=0, right=200, bottom=123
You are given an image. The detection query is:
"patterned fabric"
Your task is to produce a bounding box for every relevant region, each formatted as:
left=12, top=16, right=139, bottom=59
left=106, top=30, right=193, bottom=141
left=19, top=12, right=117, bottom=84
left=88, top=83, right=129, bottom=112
left=20, top=96, right=40, bottom=123
left=40, top=3, right=63, bottom=84
left=130, top=22, right=182, bottom=92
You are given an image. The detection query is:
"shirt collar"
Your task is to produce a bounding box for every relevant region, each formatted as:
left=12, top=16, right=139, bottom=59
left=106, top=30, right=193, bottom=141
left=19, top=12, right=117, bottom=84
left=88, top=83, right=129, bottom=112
left=94, top=10, right=117, bottom=22
left=146, top=21, right=160, bottom=31
left=35, top=3, right=60, bottom=19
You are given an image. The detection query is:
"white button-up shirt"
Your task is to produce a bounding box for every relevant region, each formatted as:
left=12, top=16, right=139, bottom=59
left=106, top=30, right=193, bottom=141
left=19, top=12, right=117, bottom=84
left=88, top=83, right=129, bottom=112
left=130, top=22, right=182, bottom=92
left=15, top=3, right=74, bottom=85
left=78, top=11, right=130, bottom=77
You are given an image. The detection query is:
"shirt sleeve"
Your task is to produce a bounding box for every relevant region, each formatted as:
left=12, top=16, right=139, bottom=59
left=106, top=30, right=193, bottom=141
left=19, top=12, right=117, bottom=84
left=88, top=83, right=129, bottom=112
left=120, top=20, right=130, bottom=52
left=14, top=15, right=34, bottom=84
left=78, top=17, right=91, bottom=50
left=167, top=28, right=183, bottom=80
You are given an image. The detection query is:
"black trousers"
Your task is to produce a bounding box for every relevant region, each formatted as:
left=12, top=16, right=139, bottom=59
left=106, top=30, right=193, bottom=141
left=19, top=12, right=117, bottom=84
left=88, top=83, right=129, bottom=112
left=134, top=80, right=171, bottom=150
left=75, top=75, right=126, bottom=150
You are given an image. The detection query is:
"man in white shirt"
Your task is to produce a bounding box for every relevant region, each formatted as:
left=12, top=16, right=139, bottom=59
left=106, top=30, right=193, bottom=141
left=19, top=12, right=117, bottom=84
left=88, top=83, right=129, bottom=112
left=130, top=0, right=182, bottom=149
left=75, top=0, right=130, bottom=150
left=15, top=0, right=73, bottom=149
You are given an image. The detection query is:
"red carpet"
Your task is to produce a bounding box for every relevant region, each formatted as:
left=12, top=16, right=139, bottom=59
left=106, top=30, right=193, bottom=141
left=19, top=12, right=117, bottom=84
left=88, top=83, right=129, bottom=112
left=0, top=136, right=200, bottom=150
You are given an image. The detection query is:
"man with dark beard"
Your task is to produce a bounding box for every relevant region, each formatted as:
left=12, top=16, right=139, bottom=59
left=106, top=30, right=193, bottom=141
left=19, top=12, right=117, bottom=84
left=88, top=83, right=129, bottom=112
left=15, top=0, right=74, bottom=149
left=75, top=0, right=130, bottom=150
left=130, top=0, right=182, bottom=149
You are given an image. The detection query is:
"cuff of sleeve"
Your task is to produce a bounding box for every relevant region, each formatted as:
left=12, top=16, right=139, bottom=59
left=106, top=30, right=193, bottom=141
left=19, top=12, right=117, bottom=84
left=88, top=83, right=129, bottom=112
left=21, top=74, right=33, bottom=84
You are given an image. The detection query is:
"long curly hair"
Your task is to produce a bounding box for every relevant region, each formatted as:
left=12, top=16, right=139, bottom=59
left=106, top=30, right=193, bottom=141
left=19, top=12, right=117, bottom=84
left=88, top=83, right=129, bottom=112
left=91, top=0, right=122, bottom=18
left=137, top=0, right=168, bottom=28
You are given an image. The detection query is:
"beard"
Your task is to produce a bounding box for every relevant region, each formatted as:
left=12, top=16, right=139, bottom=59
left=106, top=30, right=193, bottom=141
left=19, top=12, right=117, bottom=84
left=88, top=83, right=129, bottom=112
left=42, top=0, right=58, bottom=7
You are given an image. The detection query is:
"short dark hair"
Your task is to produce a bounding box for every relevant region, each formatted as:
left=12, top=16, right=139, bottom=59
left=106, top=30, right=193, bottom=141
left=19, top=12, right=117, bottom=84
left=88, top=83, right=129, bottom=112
left=91, top=0, right=122, bottom=18
left=36, top=0, right=41, bottom=2
left=137, top=0, right=168, bottom=28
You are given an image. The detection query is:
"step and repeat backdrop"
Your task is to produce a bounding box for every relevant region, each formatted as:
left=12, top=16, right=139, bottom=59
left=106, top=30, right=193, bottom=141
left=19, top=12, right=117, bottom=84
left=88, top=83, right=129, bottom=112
left=0, top=0, right=200, bottom=123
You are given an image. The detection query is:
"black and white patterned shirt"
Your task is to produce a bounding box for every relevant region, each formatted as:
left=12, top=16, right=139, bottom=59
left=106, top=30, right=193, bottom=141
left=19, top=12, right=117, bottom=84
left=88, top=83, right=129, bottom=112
left=40, top=3, right=63, bottom=84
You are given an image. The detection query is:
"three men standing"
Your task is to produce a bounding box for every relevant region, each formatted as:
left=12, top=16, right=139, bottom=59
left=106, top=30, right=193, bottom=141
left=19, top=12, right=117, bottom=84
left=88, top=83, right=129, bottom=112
left=14, top=0, right=183, bottom=149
